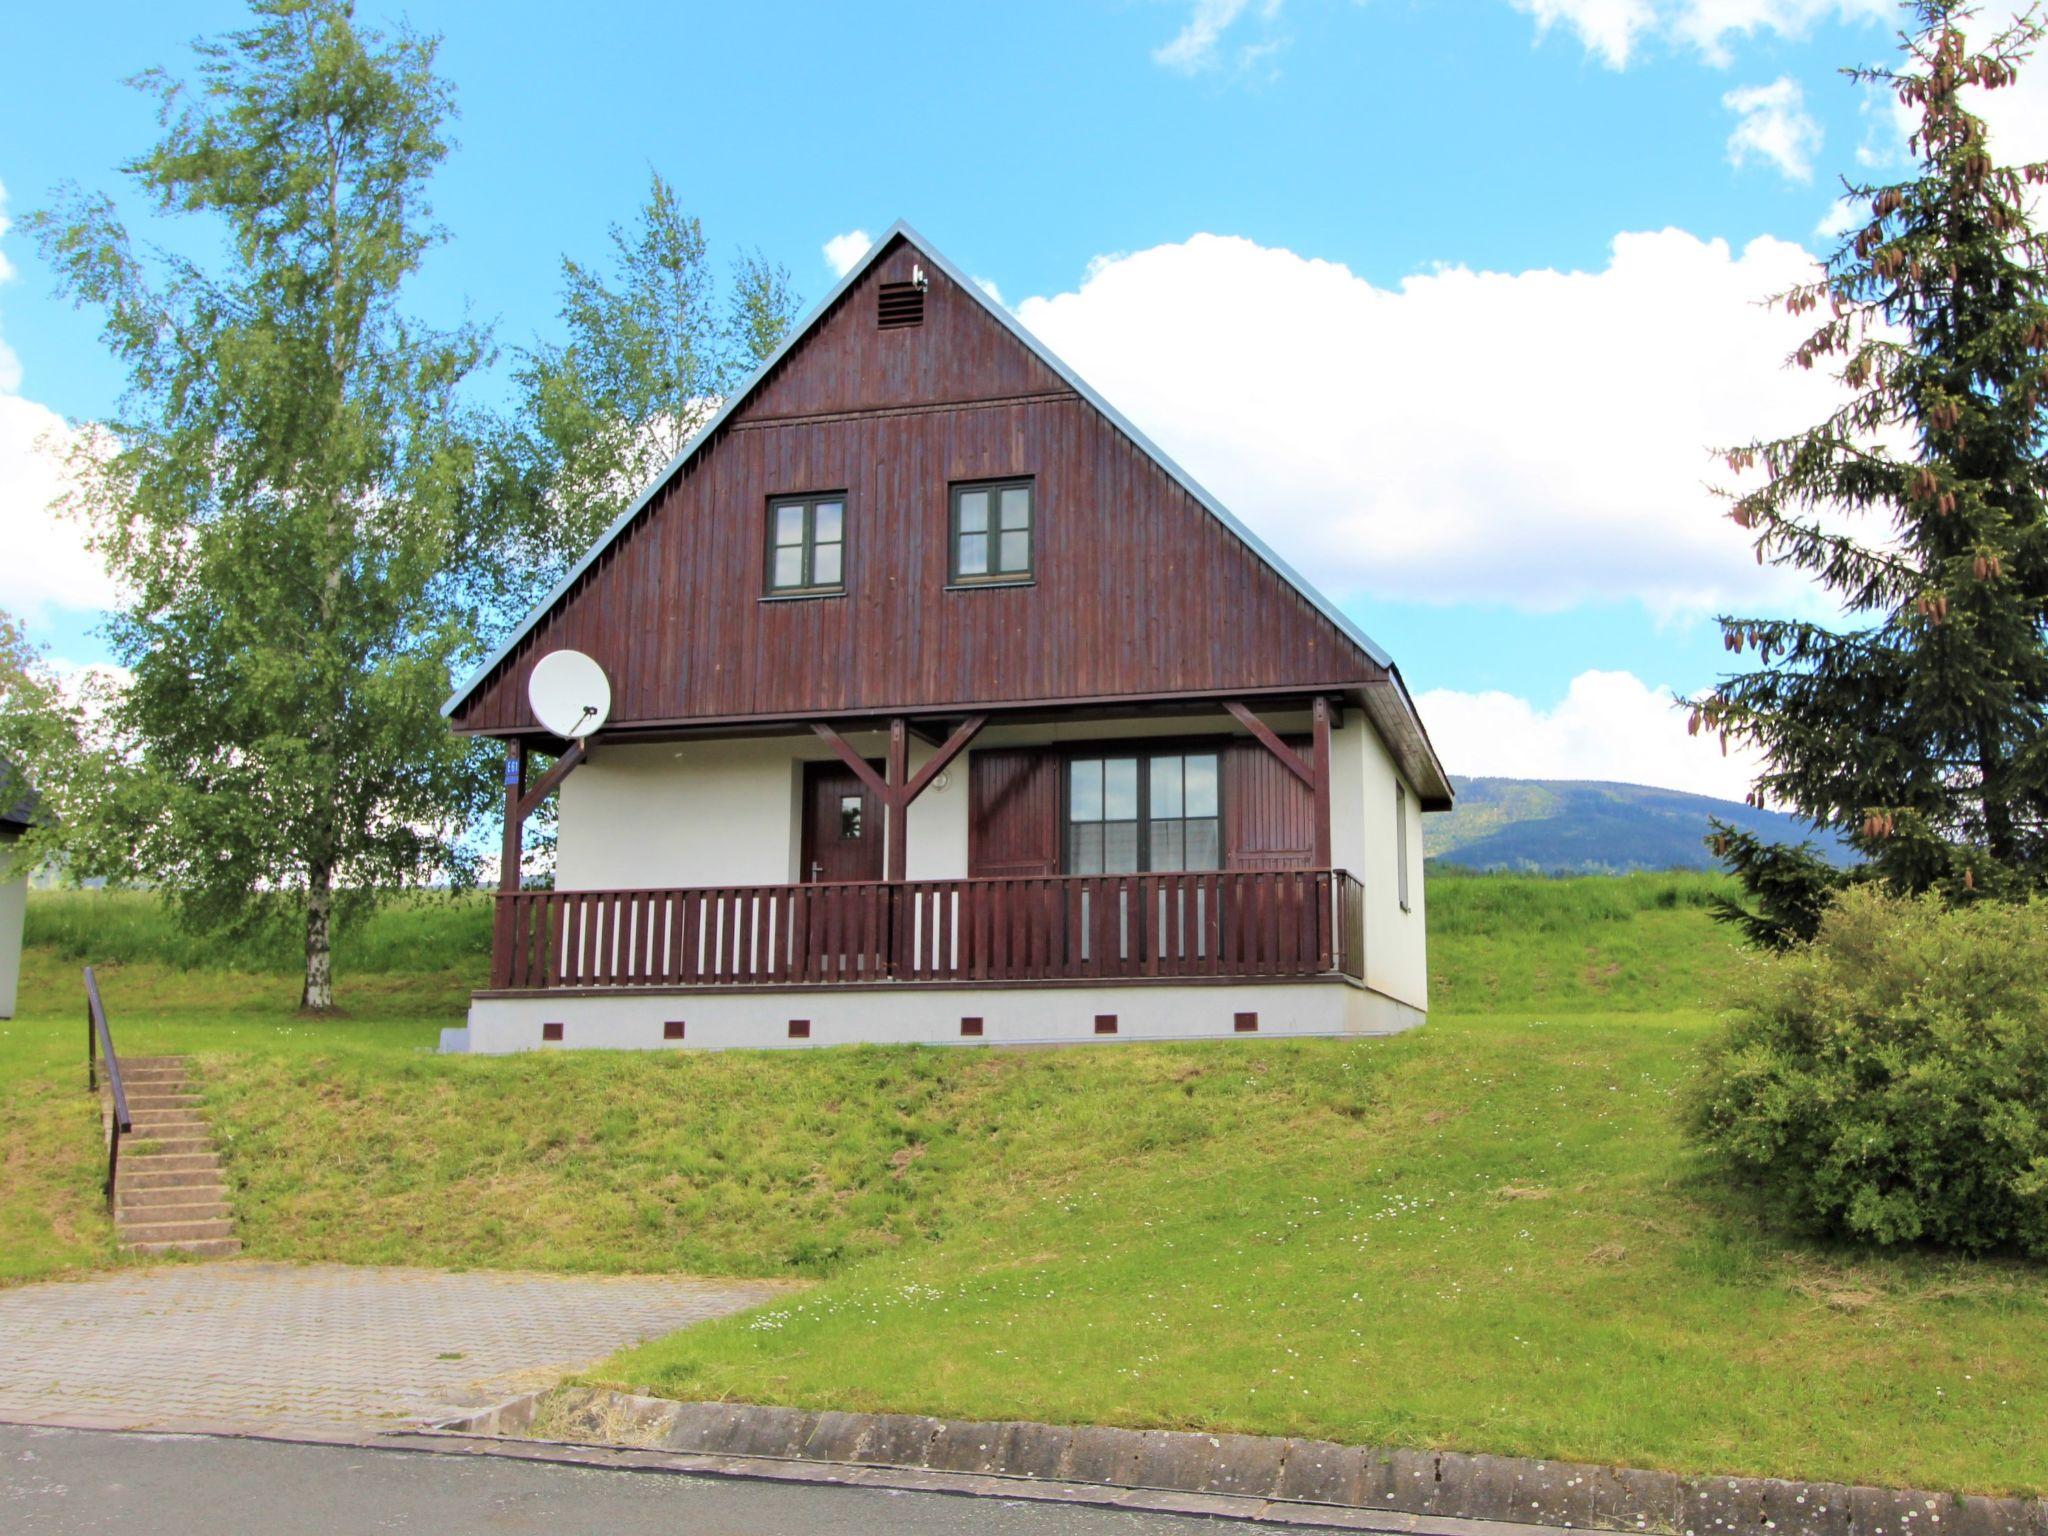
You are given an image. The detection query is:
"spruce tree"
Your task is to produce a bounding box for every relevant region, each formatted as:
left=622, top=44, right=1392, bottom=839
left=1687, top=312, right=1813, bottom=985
left=1703, top=0, right=2048, bottom=932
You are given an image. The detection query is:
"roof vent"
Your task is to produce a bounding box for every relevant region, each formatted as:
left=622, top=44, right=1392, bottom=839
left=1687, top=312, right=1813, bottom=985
left=877, top=280, right=924, bottom=329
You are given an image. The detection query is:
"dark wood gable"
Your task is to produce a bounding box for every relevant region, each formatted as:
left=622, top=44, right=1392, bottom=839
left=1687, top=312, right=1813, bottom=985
left=450, top=233, right=1383, bottom=736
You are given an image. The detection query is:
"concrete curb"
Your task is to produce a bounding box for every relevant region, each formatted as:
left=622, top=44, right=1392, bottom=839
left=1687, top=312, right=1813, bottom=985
left=429, top=1389, right=2048, bottom=1536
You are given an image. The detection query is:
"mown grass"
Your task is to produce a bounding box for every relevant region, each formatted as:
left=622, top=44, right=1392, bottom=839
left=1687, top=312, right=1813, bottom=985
left=4, top=872, right=2044, bottom=1495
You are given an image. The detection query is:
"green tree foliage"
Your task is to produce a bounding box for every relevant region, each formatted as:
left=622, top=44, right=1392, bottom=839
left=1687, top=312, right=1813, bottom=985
left=1700, top=3, right=2048, bottom=929
left=1702, top=819, right=1850, bottom=948
left=499, top=173, right=800, bottom=584
left=1687, top=886, right=2048, bottom=1256
left=28, top=0, right=501, bottom=1009
left=0, top=612, right=80, bottom=841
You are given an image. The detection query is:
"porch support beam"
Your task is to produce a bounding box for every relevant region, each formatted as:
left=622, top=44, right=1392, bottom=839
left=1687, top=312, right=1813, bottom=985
left=514, top=738, right=589, bottom=824
left=499, top=740, right=526, bottom=893
left=1311, top=695, right=1333, bottom=869
left=886, top=718, right=909, bottom=883
left=1223, top=699, right=1315, bottom=787
left=808, top=721, right=893, bottom=805
left=901, top=714, right=987, bottom=804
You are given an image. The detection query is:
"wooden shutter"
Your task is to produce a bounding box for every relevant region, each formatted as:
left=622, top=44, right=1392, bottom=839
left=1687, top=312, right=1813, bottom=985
left=1223, top=738, right=1315, bottom=870
left=968, top=748, right=1060, bottom=876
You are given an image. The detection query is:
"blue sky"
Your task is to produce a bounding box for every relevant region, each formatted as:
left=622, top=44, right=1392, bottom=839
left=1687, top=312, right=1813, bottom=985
left=4, top=0, right=2025, bottom=795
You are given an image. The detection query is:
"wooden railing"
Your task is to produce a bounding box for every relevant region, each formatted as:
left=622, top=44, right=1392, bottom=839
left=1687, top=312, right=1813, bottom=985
left=83, top=966, right=130, bottom=1210
left=493, top=870, right=1364, bottom=991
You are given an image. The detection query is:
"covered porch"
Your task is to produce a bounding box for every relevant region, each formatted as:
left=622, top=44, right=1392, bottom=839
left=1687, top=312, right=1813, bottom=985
left=463, top=688, right=1428, bottom=1050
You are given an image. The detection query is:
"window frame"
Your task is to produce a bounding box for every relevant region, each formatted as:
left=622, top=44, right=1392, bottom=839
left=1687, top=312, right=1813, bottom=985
left=1058, top=740, right=1226, bottom=875
left=763, top=491, right=849, bottom=598
left=947, top=476, right=1036, bottom=587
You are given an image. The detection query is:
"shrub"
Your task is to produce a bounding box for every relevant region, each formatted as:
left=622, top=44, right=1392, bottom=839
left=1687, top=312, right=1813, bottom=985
left=1687, top=887, right=2048, bottom=1257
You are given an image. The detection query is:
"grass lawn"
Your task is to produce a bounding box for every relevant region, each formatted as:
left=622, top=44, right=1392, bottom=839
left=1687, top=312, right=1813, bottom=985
left=4, top=874, right=2045, bottom=1494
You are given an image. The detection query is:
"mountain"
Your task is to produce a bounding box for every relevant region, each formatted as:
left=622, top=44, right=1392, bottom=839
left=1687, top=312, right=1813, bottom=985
left=1424, top=777, right=1855, bottom=875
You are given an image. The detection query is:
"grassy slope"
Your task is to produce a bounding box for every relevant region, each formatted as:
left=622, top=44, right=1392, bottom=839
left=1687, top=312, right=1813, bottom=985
left=4, top=876, right=2045, bottom=1494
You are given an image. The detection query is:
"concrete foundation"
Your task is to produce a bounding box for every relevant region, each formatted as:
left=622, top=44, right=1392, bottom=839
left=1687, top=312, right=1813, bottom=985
left=455, top=978, right=1422, bottom=1054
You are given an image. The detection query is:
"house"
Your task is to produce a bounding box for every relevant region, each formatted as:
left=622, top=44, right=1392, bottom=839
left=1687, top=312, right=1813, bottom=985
left=442, top=223, right=1452, bottom=1052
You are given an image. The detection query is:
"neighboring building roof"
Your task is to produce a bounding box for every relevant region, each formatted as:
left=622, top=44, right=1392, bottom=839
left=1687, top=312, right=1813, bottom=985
left=444, top=221, right=1451, bottom=806
left=0, top=759, right=37, bottom=833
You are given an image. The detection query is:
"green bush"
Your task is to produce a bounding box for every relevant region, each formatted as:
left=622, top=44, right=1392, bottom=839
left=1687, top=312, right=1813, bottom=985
left=1687, top=887, right=2048, bottom=1257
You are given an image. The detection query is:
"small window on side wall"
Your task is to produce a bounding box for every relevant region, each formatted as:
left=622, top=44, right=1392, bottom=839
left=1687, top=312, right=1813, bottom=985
left=950, top=478, right=1033, bottom=585
left=1396, top=782, right=1411, bottom=912
left=766, top=494, right=846, bottom=595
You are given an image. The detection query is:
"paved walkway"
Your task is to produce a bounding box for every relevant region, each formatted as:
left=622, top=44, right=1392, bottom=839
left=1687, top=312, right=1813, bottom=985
left=0, top=1262, right=781, bottom=1436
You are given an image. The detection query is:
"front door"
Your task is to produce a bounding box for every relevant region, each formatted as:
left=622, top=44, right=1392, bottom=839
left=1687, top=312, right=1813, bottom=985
left=801, top=760, right=885, bottom=883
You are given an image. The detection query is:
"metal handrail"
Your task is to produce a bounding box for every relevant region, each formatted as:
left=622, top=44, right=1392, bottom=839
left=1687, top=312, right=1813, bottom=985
left=84, top=966, right=130, bottom=1210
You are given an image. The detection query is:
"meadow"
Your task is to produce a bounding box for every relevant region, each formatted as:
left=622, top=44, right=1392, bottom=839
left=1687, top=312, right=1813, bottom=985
left=3, top=872, right=2043, bottom=1496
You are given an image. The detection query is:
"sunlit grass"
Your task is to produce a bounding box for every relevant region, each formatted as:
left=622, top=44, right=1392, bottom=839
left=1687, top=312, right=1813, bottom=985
left=4, top=875, right=2043, bottom=1494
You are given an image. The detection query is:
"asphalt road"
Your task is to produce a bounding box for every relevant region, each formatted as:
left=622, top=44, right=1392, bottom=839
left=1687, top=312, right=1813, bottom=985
left=2, top=1424, right=1330, bottom=1534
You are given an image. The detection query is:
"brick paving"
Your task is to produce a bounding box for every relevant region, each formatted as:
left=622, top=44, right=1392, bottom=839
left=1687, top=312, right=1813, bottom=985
left=0, top=1262, right=782, bottom=1436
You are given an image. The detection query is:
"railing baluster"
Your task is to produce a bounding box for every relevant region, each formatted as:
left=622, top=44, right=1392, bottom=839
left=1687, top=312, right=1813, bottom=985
left=486, top=870, right=1363, bottom=992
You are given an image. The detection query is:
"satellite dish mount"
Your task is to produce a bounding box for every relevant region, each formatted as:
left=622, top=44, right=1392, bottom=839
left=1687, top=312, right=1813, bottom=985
left=527, top=650, right=613, bottom=743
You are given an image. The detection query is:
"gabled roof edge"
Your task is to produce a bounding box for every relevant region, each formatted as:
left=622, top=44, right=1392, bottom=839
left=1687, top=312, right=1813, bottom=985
left=439, top=224, right=917, bottom=720
left=442, top=220, right=1450, bottom=803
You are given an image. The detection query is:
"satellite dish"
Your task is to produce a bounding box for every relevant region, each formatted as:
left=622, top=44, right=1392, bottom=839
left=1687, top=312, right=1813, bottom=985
left=527, top=650, right=611, bottom=741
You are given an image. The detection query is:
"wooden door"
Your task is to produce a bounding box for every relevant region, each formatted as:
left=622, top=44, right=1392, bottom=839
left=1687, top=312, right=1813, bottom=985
left=801, top=761, right=884, bottom=883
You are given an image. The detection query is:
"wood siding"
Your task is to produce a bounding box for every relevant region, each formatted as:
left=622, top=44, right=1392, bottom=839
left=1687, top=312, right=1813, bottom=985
left=968, top=749, right=1061, bottom=877
left=452, top=235, right=1380, bottom=735
left=1223, top=738, right=1316, bottom=871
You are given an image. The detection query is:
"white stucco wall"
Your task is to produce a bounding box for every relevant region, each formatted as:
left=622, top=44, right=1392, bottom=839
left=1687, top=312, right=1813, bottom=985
left=1337, top=717, right=1428, bottom=1011
left=549, top=704, right=1426, bottom=1011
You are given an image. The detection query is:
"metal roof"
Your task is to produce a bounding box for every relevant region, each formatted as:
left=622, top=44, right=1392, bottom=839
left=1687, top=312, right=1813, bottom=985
left=442, top=221, right=1449, bottom=800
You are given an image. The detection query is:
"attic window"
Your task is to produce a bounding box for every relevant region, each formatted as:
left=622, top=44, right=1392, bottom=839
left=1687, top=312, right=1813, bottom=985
left=877, top=281, right=924, bottom=329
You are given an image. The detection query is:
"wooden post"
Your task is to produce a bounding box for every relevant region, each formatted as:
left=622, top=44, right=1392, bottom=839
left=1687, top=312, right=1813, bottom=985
left=886, top=717, right=909, bottom=882
left=1311, top=696, right=1333, bottom=869
left=493, top=740, right=526, bottom=989
left=500, top=739, right=526, bottom=893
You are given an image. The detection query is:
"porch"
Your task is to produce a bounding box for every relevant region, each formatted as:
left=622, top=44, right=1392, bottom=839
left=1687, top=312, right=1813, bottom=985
left=489, top=868, right=1365, bottom=991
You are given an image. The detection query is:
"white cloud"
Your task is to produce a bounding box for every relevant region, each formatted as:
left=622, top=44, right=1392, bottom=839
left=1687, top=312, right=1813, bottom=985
left=1015, top=228, right=1843, bottom=618
left=0, top=396, right=115, bottom=623
left=1418, top=669, right=1768, bottom=800
left=1510, top=0, right=1656, bottom=69
left=1724, top=76, right=1823, bottom=181
left=973, top=275, right=1004, bottom=304
left=1152, top=0, right=1284, bottom=76
left=0, top=180, right=119, bottom=626
left=1511, top=0, right=1889, bottom=69
left=1814, top=194, right=1862, bottom=239
left=822, top=229, right=873, bottom=278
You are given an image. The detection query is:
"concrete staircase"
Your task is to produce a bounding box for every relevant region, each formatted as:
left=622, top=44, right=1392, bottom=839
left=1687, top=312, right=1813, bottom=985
left=112, top=1057, right=241, bottom=1258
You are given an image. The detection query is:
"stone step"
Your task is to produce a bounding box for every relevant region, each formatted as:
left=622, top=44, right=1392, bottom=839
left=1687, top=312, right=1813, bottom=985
left=124, top=1237, right=242, bottom=1259
left=125, top=1133, right=214, bottom=1153
left=117, top=1056, right=188, bottom=1069
left=123, top=1093, right=201, bottom=1111
left=118, top=1180, right=230, bottom=1209
left=117, top=1199, right=230, bottom=1226
left=127, top=1122, right=205, bottom=1146
left=118, top=1167, right=228, bottom=1193
left=121, top=1151, right=220, bottom=1174
left=118, top=1217, right=236, bottom=1245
